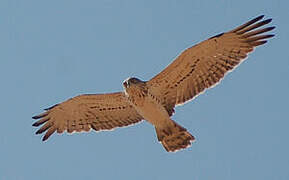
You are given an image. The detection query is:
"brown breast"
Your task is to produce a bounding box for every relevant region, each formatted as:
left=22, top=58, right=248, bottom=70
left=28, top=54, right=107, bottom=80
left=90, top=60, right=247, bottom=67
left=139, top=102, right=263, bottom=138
left=126, top=85, right=148, bottom=107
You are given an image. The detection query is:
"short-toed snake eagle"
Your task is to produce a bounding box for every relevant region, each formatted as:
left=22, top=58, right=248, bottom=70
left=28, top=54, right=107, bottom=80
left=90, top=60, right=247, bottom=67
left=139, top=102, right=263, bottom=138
left=33, top=15, right=275, bottom=152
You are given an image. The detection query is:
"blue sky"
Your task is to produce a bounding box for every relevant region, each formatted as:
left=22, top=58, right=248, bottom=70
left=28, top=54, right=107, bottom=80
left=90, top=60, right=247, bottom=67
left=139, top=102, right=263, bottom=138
left=1, top=0, right=289, bottom=180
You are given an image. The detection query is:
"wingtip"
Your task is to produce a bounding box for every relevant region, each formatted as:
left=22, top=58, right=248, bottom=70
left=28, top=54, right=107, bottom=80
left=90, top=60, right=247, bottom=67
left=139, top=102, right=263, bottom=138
left=264, top=18, right=273, bottom=24
left=42, top=134, right=51, bottom=141
left=32, top=114, right=45, bottom=119
left=254, top=15, right=265, bottom=22
left=32, top=122, right=39, bottom=127
left=267, top=26, right=276, bottom=32
left=254, top=40, right=267, bottom=46
left=32, top=112, right=48, bottom=119
left=268, top=34, right=275, bottom=38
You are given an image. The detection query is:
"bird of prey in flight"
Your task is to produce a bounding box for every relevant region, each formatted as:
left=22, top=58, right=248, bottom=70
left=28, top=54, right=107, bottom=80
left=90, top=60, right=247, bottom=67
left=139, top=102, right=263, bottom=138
left=33, top=15, right=275, bottom=152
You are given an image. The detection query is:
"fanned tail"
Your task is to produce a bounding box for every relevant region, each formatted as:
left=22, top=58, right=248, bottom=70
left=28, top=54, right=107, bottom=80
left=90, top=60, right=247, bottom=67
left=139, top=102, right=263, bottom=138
left=155, top=120, right=195, bottom=152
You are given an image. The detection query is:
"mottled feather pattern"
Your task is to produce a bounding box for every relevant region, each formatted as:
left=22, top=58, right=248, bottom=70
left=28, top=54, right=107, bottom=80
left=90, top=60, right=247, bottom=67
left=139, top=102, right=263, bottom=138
left=156, top=121, right=195, bottom=152
left=33, top=15, right=274, bottom=152
left=33, top=92, right=143, bottom=141
left=147, top=15, right=274, bottom=109
left=125, top=85, right=148, bottom=107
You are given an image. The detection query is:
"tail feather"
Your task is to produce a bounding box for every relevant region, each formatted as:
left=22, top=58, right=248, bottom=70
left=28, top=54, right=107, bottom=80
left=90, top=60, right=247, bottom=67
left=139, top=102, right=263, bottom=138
left=156, top=121, right=195, bottom=152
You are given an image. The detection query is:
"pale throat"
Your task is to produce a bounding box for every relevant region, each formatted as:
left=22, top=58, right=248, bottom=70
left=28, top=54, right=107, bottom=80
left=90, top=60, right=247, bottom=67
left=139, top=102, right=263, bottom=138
left=124, top=87, right=129, bottom=97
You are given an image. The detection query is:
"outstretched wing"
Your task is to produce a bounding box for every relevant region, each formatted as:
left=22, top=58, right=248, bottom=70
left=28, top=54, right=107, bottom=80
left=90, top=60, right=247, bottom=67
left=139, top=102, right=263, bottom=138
left=32, top=92, right=143, bottom=141
left=147, top=15, right=275, bottom=114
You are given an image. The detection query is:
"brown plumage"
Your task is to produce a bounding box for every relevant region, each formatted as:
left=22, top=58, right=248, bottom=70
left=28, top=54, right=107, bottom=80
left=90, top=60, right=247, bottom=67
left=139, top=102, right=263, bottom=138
left=33, top=15, right=274, bottom=152
left=33, top=93, right=143, bottom=141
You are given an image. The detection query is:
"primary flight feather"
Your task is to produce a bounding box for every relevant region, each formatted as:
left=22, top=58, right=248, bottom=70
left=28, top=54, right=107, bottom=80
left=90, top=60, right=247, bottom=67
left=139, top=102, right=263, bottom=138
left=33, top=15, right=275, bottom=152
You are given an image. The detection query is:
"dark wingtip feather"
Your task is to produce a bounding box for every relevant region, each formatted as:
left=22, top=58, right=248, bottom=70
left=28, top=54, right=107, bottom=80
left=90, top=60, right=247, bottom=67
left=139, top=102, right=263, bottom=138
left=237, top=18, right=274, bottom=35
left=42, top=136, right=48, bottom=141
left=32, top=118, right=50, bottom=127
left=35, top=129, right=42, bottom=135
left=251, top=40, right=267, bottom=46
left=245, top=34, right=275, bottom=43
left=32, top=112, right=48, bottom=119
left=265, top=26, right=276, bottom=32
left=267, top=34, right=275, bottom=38
left=242, top=26, right=275, bottom=38
left=260, top=40, right=268, bottom=45
left=249, top=15, right=265, bottom=23
left=263, top=26, right=276, bottom=32
left=263, top=18, right=272, bottom=24
left=32, top=115, right=43, bottom=119
left=32, top=122, right=39, bottom=127
left=42, top=129, right=55, bottom=141
left=256, top=15, right=265, bottom=20
left=230, top=15, right=267, bottom=33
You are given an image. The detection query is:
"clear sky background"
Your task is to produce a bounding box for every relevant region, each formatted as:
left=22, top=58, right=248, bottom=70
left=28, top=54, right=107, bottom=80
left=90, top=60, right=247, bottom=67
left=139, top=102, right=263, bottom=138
left=1, top=0, right=288, bottom=180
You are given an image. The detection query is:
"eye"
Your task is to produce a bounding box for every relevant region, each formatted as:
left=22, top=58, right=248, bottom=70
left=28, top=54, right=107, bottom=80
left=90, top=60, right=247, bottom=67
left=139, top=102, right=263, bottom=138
left=123, top=81, right=128, bottom=88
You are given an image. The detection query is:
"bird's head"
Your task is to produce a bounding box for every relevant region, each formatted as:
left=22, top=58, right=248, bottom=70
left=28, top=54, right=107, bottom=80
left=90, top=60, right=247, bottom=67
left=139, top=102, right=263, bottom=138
left=123, top=77, right=144, bottom=89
